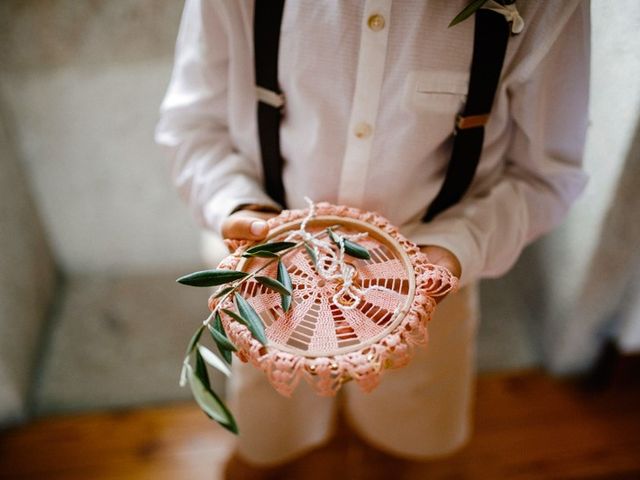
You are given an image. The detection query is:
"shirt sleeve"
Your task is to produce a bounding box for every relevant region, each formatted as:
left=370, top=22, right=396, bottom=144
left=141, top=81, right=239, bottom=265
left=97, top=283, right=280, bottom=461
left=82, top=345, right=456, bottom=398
left=401, top=1, right=590, bottom=285
left=154, top=0, right=280, bottom=234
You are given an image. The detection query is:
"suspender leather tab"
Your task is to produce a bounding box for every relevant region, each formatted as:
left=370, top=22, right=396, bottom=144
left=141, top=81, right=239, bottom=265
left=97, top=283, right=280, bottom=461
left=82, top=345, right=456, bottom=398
left=256, top=86, right=285, bottom=110
left=455, top=113, right=490, bottom=131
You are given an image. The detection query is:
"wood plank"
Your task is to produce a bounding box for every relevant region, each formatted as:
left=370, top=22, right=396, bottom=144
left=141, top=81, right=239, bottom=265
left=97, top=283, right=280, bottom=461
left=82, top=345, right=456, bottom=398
left=0, top=405, right=233, bottom=480
left=1, top=371, right=639, bottom=479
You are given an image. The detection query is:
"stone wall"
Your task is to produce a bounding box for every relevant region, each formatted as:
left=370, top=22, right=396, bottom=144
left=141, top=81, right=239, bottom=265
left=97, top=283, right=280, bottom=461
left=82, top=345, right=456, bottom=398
left=0, top=0, right=212, bottom=421
left=0, top=113, right=56, bottom=424
left=0, top=0, right=204, bottom=275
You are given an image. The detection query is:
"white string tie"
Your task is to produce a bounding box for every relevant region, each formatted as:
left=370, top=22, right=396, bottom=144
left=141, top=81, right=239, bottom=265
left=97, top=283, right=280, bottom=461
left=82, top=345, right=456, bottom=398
left=285, top=198, right=400, bottom=313
left=483, top=0, right=524, bottom=34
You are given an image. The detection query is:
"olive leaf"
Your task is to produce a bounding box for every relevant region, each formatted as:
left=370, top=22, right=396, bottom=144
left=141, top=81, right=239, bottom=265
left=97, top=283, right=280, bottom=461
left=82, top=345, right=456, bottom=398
left=233, top=294, right=268, bottom=345
left=195, top=349, right=211, bottom=389
left=197, top=345, right=231, bottom=377
left=210, top=312, right=234, bottom=364
left=213, top=286, right=234, bottom=299
left=209, top=326, right=233, bottom=364
left=245, top=241, right=296, bottom=255
left=242, top=251, right=279, bottom=258
left=186, top=325, right=205, bottom=355
left=449, top=0, right=488, bottom=27
left=222, top=299, right=268, bottom=346
left=208, top=313, right=236, bottom=352
left=277, top=260, right=293, bottom=312
left=221, top=345, right=233, bottom=364
left=188, top=368, right=238, bottom=434
left=179, top=360, right=189, bottom=387
left=327, top=229, right=371, bottom=260
left=255, top=275, right=292, bottom=296
left=177, top=269, right=248, bottom=287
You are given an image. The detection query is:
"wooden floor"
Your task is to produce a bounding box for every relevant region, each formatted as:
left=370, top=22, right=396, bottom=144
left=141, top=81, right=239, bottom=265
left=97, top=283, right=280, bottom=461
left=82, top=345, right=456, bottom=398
left=1, top=370, right=639, bottom=480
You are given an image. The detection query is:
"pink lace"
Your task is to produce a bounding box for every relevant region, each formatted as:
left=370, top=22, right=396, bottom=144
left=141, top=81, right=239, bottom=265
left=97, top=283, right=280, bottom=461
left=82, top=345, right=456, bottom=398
left=217, top=203, right=458, bottom=397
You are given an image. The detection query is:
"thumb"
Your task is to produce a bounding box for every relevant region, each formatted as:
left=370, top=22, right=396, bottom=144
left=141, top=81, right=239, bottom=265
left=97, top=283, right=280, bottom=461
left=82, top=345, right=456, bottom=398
left=221, top=214, right=270, bottom=241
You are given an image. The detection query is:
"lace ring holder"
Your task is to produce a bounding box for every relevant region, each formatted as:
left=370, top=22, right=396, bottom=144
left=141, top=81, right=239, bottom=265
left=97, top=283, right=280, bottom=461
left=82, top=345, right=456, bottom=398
left=218, top=203, right=458, bottom=397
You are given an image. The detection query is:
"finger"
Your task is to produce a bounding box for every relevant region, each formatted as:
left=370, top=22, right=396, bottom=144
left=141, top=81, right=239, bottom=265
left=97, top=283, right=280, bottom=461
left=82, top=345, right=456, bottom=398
left=420, top=245, right=462, bottom=279
left=419, top=245, right=462, bottom=304
left=221, top=216, right=270, bottom=241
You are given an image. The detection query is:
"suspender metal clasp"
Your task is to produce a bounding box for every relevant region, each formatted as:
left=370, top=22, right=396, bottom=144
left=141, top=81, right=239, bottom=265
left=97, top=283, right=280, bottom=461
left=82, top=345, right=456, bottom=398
left=256, top=86, right=285, bottom=109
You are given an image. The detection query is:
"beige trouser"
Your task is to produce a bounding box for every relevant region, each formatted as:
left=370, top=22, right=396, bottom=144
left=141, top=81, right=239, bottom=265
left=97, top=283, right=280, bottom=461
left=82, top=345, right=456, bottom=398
left=226, top=284, right=480, bottom=466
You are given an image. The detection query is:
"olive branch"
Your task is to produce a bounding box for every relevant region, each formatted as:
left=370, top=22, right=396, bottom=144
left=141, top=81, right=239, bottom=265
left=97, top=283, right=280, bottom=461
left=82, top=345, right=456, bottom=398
left=176, top=226, right=370, bottom=434
left=449, top=0, right=516, bottom=27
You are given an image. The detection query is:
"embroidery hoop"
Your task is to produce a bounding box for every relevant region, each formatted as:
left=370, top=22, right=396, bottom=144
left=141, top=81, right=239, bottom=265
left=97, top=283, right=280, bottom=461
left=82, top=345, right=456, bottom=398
left=217, top=203, right=458, bottom=397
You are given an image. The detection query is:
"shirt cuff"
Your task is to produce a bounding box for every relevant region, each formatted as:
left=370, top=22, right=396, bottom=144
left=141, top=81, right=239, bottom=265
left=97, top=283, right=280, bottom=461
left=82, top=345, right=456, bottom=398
left=203, top=192, right=282, bottom=236
left=399, top=216, right=482, bottom=287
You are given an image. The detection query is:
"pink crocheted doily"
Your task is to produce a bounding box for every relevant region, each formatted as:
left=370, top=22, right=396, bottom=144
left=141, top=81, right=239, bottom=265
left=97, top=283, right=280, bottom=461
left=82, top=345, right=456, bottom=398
left=215, top=203, right=458, bottom=397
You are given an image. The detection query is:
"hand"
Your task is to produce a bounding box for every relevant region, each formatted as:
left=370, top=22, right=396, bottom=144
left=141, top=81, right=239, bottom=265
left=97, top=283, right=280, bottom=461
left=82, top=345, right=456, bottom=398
left=419, top=245, right=461, bottom=303
left=221, top=209, right=278, bottom=242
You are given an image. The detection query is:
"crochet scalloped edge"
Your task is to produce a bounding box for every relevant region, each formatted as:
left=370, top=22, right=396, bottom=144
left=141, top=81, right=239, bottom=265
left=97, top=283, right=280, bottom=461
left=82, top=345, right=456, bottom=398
left=216, top=202, right=459, bottom=397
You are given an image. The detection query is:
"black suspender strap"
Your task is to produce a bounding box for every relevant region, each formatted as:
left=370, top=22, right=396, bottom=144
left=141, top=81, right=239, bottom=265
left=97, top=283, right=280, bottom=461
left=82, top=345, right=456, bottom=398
left=254, top=0, right=288, bottom=208
left=422, top=9, right=510, bottom=222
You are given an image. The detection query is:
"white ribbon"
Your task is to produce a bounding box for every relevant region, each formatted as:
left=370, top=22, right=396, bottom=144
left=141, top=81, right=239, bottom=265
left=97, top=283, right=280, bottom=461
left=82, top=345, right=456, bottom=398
left=483, top=0, right=525, bottom=34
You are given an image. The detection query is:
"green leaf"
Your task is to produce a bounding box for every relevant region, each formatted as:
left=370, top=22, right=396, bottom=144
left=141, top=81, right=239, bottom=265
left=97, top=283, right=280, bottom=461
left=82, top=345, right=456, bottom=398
left=277, top=260, right=293, bottom=312
left=449, top=0, right=488, bottom=27
left=210, top=313, right=234, bottom=364
left=186, top=326, right=205, bottom=355
left=245, top=241, right=296, bottom=255
left=222, top=295, right=268, bottom=346
left=328, top=229, right=371, bottom=260
left=223, top=304, right=268, bottom=347
left=219, top=346, right=233, bottom=365
left=179, top=360, right=189, bottom=387
left=255, top=275, right=292, bottom=296
left=197, top=345, right=231, bottom=377
left=344, top=240, right=370, bottom=260
left=222, top=308, right=247, bottom=325
left=177, top=269, right=248, bottom=287
left=188, top=369, right=238, bottom=434
left=234, top=294, right=268, bottom=345
left=195, top=349, right=211, bottom=389
left=213, top=286, right=234, bottom=299
left=208, top=318, right=236, bottom=352
left=242, top=251, right=279, bottom=258
left=303, top=242, right=317, bottom=265
left=209, top=324, right=234, bottom=364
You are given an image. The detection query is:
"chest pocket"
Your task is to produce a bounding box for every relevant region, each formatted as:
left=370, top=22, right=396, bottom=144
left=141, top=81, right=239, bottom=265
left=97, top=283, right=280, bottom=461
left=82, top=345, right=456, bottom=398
left=403, top=71, right=469, bottom=115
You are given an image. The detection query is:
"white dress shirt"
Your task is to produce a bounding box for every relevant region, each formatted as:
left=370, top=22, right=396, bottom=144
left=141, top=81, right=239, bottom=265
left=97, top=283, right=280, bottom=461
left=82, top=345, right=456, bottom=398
left=155, top=0, right=590, bottom=284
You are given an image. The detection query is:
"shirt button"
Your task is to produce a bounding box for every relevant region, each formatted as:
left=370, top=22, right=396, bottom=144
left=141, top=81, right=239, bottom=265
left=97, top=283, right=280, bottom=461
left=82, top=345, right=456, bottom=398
left=354, top=122, right=373, bottom=139
left=367, top=14, right=385, bottom=32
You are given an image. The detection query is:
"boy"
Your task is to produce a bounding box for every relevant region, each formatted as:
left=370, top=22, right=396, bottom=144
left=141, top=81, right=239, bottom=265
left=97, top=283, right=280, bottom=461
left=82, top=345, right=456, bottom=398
left=156, top=0, right=589, bottom=476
